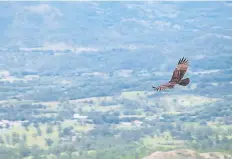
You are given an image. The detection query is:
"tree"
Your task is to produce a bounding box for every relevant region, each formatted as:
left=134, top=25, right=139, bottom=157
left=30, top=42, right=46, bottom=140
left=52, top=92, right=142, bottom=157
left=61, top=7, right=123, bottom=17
left=36, top=127, right=42, bottom=136
left=62, top=127, right=73, bottom=136
left=12, top=133, right=20, bottom=145
left=45, top=138, right=53, bottom=147
left=19, top=144, right=31, bottom=157
left=22, top=134, right=27, bottom=143
left=5, top=123, right=10, bottom=129
left=0, top=136, right=4, bottom=144
left=5, top=135, right=10, bottom=145
left=59, top=152, right=70, bottom=159
left=46, top=126, right=53, bottom=134
left=34, top=122, right=39, bottom=128
left=22, top=122, right=30, bottom=131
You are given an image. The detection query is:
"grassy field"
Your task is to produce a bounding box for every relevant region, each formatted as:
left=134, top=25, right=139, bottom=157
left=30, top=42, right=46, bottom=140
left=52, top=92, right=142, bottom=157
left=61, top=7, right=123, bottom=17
left=1, top=121, right=93, bottom=149
left=0, top=91, right=230, bottom=153
left=142, top=132, right=184, bottom=151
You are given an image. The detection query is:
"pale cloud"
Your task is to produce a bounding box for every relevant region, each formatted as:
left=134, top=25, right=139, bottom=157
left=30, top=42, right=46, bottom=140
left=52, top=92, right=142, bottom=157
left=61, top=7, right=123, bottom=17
left=118, top=44, right=138, bottom=51
left=125, top=2, right=179, bottom=19
left=172, top=24, right=181, bottom=30
left=60, top=80, right=72, bottom=85
left=0, top=75, right=39, bottom=83
left=82, top=72, right=109, bottom=79
left=153, top=20, right=171, bottom=28
left=115, top=69, right=133, bottom=78
left=121, top=18, right=150, bottom=27
left=20, top=42, right=99, bottom=53
left=153, top=21, right=181, bottom=31
left=152, top=21, right=181, bottom=30
left=21, top=42, right=155, bottom=53
left=190, top=69, right=221, bottom=75
left=116, top=44, right=155, bottom=51
left=152, top=71, right=171, bottom=76
left=25, top=4, right=62, bottom=17
left=25, top=4, right=51, bottom=14
left=211, top=83, right=219, bottom=86
left=211, top=26, right=223, bottom=30
left=190, top=83, right=198, bottom=90
left=23, top=4, right=62, bottom=29
left=197, top=33, right=232, bottom=40
left=122, top=18, right=181, bottom=30
left=191, top=55, right=207, bottom=60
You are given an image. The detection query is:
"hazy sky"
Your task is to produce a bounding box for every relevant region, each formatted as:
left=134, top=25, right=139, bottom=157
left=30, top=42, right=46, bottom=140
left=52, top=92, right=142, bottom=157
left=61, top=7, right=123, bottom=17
left=0, top=2, right=231, bottom=74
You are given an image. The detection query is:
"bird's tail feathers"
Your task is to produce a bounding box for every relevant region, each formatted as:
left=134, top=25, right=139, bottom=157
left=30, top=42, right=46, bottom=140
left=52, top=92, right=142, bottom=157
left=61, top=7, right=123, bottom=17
left=179, top=78, right=190, bottom=86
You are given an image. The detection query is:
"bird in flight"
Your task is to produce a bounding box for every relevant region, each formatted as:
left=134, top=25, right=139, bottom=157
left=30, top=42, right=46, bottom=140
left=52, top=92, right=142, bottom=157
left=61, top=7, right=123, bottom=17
left=152, top=57, right=190, bottom=91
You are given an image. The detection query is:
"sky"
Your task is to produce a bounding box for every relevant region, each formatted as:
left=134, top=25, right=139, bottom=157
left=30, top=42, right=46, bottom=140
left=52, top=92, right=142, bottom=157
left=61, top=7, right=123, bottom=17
left=0, top=1, right=231, bottom=78
left=0, top=2, right=231, bottom=51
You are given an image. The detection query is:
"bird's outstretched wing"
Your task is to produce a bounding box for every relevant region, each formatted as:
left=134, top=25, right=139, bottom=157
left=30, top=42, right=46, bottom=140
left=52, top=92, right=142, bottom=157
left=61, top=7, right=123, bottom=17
left=169, top=57, right=189, bottom=83
left=169, top=68, right=180, bottom=83
left=177, top=57, right=189, bottom=80
left=152, top=82, right=176, bottom=91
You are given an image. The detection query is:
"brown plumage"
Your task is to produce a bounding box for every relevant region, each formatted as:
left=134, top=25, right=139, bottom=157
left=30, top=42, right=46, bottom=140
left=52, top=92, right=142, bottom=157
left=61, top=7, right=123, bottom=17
left=152, top=57, right=190, bottom=91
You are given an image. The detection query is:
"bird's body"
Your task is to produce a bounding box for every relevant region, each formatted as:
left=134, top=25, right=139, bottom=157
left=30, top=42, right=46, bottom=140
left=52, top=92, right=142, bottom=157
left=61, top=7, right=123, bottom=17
left=153, top=57, right=190, bottom=91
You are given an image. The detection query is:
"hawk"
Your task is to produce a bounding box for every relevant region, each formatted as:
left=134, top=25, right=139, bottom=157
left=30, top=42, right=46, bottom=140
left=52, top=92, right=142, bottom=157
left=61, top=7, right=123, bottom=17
left=152, top=57, right=190, bottom=91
